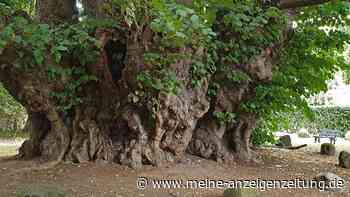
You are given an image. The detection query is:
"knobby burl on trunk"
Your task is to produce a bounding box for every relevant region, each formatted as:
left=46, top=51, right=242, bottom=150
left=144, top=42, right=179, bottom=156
left=0, top=0, right=326, bottom=168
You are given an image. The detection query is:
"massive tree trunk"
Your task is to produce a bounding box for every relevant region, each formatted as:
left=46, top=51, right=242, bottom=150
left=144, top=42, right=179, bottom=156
left=0, top=0, right=325, bottom=168
left=188, top=49, right=275, bottom=161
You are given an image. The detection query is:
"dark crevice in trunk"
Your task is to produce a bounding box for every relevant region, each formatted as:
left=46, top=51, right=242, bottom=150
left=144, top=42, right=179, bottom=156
left=19, top=112, right=51, bottom=159
left=104, top=39, right=126, bottom=82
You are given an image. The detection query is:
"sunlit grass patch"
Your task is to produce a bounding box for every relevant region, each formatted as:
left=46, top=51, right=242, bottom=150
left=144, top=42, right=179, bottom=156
left=0, top=130, right=28, bottom=140
left=0, top=145, right=18, bottom=157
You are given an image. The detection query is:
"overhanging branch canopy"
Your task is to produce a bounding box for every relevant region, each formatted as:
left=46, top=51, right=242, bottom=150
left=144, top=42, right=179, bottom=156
left=278, top=0, right=333, bottom=9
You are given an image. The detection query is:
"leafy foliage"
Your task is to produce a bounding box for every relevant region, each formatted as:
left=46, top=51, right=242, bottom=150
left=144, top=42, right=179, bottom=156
left=150, top=0, right=215, bottom=47
left=213, top=111, right=236, bottom=124
left=248, top=1, right=350, bottom=144
left=252, top=122, right=276, bottom=146
left=48, top=67, right=98, bottom=111
left=0, top=83, right=26, bottom=132
left=0, top=83, right=25, bottom=119
left=137, top=68, right=180, bottom=95
left=0, top=10, right=106, bottom=112
left=284, top=107, right=350, bottom=137
left=0, top=0, right=35, bottom=15
left=216, top=2, right=286, bottom=65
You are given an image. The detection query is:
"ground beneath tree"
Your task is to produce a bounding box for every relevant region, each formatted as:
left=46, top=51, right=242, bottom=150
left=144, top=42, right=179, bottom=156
left=0, top=145, right=350, bottom=197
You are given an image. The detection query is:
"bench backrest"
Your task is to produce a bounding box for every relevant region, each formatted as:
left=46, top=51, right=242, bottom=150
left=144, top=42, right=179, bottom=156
left=319, top=129, right=338, bottom=137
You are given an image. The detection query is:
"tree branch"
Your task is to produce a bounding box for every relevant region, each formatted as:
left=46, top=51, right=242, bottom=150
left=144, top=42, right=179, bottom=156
left=278, top=0, right=332, bottom=9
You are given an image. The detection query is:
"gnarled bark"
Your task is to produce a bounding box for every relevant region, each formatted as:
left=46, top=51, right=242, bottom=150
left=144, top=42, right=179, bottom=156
left=1, top=9, right=212, bottom=168
left=188, top=49, right=274, bottom=162
left=0, top=0, right=326, bottom=169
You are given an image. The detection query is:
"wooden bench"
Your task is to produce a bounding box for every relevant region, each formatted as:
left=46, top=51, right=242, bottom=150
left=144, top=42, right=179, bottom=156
left=314, top=129, right=338, bottom=144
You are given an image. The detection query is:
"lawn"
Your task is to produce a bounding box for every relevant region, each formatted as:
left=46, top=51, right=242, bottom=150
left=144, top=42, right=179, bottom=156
left=0, top=145, right=18, bottom=157
left=0, top=138, right=24, bottom=157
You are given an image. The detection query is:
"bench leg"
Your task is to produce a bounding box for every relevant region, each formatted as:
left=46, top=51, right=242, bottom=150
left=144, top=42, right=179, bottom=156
left=314, top=137, right=319, bottom=143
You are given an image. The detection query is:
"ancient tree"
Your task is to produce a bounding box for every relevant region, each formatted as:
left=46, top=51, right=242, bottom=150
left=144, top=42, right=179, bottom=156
left=0, top=0, right=349, bottom=168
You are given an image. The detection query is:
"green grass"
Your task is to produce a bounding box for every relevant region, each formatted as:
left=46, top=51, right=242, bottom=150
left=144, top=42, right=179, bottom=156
left=16, top=184, right=68, bottom=197
left=0, top=145, right=18, bottom=156
left=0, top=130, right=25, bottom=157
left=0, top=130, right=28, bottom=140
left=0, top=131, right=24, bottom=157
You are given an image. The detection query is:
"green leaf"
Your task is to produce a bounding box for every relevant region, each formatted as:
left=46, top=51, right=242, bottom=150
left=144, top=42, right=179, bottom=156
left=33, top=49, right=44, bottom=65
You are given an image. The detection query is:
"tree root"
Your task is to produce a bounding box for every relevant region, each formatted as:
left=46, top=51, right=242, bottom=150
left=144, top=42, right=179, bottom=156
left=280, top=144, right=307, bottom=150
left=3, top=158, right=63, bottom=178
left=0, top=155, right=18, bottom=162
left=260, top=144, right=308, bottom=150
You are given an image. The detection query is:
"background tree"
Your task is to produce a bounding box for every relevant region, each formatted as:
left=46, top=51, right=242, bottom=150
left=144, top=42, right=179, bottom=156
left=0, top=0, right=349, bottom=168
left=0, top=83, right=26, bottom=132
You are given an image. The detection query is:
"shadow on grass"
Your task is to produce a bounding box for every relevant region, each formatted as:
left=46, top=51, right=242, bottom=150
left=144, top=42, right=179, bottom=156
left=16, top=184, right=68, bottom=197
